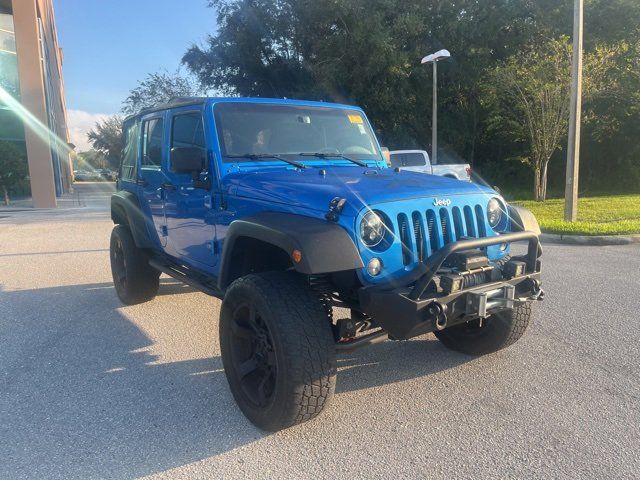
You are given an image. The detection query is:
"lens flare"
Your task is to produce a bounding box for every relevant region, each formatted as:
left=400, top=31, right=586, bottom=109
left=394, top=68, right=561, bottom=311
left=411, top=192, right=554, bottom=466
left=0, top=85, right=116, bottom=191
left=0, top=84, right=73, bottom=158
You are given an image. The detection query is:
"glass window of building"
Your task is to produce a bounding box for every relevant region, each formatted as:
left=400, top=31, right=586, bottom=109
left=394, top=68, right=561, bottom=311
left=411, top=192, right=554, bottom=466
left=0, top=8, right=21, bottom=103
left=0, top=7, right=25, bottom=145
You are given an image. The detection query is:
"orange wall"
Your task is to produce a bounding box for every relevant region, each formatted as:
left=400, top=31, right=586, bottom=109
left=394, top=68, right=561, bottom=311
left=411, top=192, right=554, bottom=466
left=12, top=0, right=71, bottom=208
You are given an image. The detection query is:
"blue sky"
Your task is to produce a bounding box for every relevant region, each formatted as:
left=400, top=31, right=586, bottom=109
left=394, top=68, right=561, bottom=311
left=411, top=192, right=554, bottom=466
left=55, top=0, right=217, bottom=149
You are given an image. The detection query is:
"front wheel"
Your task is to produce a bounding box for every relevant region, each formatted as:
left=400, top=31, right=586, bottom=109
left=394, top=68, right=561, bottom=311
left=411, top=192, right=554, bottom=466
left=434, top=303, right=532, bottom=356
left=220, top=272, right=336, bottom=431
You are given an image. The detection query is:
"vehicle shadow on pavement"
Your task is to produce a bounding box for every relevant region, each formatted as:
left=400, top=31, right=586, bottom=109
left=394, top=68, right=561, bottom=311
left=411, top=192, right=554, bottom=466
left=0, top=280, right=472, bottom=479
left=335, top=336, right=471, bottom=394
left=0, top=281, right=261, bottom=480
left=0, top=248, right=110, bottom=258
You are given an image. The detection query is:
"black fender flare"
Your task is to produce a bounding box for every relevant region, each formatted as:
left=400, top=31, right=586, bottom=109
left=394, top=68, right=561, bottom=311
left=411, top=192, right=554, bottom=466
left=110, top=191, right=154, bottom=248
left=508, top=205, right=541, bottom=235
left=218, top=212, right=364, bottom=289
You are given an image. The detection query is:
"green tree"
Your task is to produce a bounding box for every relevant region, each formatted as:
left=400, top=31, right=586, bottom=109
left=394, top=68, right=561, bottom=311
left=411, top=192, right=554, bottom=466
left=122, top=69, right=204, bottom=115
left=74, top=150, right=109, bottom=171
left=0, top=141, right=28, bottom=205
left=484, top=38, right=573, bottom=202
left=183, top=0, right=640, bottom=196
left=485, top=37, right=626, bottom=201
left=184, top=0, right=540, bottom=155
left=87, top=115, right=123, bottom=169
left=580, top=40, right=640, bottom=192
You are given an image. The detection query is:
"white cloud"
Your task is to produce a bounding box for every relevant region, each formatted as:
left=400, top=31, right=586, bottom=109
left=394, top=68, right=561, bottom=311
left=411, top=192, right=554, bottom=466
left=67, top=109, right=112, bottom=152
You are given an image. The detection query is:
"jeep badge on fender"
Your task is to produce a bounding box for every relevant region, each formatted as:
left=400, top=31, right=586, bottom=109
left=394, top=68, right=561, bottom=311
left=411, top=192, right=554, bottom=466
left=109, top=97, right=544, bottom=432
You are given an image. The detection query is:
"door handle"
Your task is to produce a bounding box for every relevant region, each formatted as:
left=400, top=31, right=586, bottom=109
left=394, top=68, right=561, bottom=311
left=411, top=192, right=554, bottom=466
left=136, top=178, right=147, bottom=187
left=161, top=182, right=176, bottom=191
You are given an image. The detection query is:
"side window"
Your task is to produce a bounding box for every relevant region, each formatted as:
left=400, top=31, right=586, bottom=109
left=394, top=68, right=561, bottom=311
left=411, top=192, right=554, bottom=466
left=171, top=112, right=205, bottom=149
left=142, top=117, right=164, bottom=168
left=121, top=120, right=140, bottom=181
left=389, top=153, right=425, bottom=168
left=403, top=153, right=426, bottom=167
left=389, top=153, right=403, bottom=168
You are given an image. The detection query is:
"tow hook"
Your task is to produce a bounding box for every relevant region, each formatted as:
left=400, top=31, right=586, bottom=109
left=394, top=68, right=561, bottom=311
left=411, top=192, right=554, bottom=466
left=532, top=288, right=545, bottom=301
left=530, top=279, right=545, bottom=301
left=427, top=302, right=448, bottom=331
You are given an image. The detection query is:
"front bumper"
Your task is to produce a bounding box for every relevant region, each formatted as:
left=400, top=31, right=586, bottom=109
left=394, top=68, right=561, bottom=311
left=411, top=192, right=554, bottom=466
left=358, top=231, right=543, bottom=340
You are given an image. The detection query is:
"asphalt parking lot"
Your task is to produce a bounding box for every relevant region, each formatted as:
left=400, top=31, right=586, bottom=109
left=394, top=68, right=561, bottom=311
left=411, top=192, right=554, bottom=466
left=1, top=189, right=638, bottom=479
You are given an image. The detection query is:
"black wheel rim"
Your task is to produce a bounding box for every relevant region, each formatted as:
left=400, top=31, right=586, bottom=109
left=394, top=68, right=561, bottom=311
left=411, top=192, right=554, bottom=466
left=112, top=238, right=127, bottom=290
left=229, top=303, right=277, bottom=408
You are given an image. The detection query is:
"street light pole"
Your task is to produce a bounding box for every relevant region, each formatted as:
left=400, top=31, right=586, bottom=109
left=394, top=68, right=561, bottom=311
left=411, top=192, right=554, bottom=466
left=564, top=0, right=584, bottom=221
left=432, top=60, right=438, bottom=165
left=422, top=49, right=450, bottom=166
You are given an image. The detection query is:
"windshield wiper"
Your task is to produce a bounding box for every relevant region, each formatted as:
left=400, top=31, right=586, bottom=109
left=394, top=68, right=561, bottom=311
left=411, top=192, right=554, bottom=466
left=226, top=153, right=306, bottom=169
left=298, top=152, right=368, bottom=167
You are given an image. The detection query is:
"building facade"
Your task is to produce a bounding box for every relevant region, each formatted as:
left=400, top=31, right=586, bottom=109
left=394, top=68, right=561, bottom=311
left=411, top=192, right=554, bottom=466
left=0, top=0, right=72, bottom=208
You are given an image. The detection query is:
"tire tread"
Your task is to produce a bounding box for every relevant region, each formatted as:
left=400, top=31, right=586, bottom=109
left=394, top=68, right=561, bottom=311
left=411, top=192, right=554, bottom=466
left=435, top=303, right=532, bottom=356
left=110, top=225, right=160, bottom=305
left=221, top=272, right=336, bottom=430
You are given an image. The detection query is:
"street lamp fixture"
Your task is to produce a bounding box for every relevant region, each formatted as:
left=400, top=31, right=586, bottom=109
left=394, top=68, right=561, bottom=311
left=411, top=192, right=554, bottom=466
left=421, top=49, right=451, bottom=165
left=421, top=49, right=451, bottom=65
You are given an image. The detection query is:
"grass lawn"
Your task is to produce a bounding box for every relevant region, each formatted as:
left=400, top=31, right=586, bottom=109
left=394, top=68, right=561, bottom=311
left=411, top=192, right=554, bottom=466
left=515, top=195, right=640, bottom=236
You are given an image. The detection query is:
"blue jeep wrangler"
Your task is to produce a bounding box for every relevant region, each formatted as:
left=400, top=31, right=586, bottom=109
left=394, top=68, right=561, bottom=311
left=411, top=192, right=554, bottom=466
left=110, top=97, right=543, bottom=431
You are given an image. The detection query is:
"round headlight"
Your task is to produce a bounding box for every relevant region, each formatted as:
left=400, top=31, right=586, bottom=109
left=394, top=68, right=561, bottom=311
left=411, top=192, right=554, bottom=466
left=360, top=211, right=385, bottom=247
left=487, top=198, right=504, bottom=229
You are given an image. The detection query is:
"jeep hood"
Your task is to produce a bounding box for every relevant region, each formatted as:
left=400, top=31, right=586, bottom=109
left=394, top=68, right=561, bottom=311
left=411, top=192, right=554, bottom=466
left=223, top=166, right=496, bottom=215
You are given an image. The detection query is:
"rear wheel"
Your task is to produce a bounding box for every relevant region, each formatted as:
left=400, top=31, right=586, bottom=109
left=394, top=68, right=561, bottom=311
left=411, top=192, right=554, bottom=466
left=220, top=272, right=336, bottom=431
left=434, top=304, right=532, bottom=356
left=110, top=225, right=160, bottom=305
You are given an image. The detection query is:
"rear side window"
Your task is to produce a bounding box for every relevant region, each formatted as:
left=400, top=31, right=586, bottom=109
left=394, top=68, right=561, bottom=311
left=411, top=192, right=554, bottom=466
left=141, top=117, right=164, bottom=167
left=121, top=120, right=140, bottom=181
left=389, top=154, right=403, bottom=168
left=390, top=152, right=426, bottom=168
left=171, top=112, right=205, bottom=150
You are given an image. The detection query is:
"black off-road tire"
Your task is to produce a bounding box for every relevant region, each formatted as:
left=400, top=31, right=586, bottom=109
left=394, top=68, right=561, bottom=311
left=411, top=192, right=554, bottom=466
left=434, top=303, right=532, bottom=356
left=220, top=272, right=336, bottom=431
left=110, top=224, right=160, bottom=305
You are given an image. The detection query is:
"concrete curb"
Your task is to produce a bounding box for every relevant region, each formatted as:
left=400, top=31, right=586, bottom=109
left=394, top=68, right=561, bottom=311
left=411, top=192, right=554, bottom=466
left=540, top=233, right=640, bottom=246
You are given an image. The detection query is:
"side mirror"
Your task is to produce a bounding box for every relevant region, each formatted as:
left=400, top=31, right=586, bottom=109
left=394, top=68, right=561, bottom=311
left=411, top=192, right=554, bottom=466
left=171, top=147, right=205, bottom=174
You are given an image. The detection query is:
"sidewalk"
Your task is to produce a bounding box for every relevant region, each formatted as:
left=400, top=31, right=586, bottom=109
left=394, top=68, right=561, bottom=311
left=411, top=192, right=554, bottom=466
left=0, top=182, right=113, bottom=223
left=0, top=182, right=114, bottom=210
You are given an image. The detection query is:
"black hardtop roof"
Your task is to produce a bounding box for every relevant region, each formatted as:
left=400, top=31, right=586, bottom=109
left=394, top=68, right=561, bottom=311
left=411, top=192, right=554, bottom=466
left=123, top=97, right=208, bottom=123
left=122, top=96, right=362, bottom=124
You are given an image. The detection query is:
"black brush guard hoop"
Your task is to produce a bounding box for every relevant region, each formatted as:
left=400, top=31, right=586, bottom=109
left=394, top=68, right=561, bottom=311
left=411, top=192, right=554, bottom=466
left=406, top=231, right=542, bottom=300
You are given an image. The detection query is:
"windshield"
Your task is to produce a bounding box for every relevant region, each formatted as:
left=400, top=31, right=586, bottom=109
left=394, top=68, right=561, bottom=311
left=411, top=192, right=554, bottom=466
left=214, top=103, right=382, bottom=163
